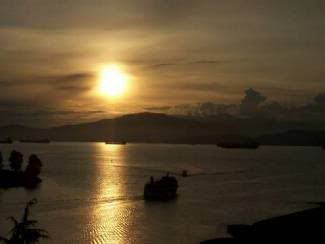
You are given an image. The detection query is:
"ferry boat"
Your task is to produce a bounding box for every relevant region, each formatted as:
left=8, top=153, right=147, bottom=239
left=144, top=174, right=178, bottom=201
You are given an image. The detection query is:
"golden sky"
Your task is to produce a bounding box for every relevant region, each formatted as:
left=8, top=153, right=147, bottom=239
left=1, top=0, right=325, bottom=126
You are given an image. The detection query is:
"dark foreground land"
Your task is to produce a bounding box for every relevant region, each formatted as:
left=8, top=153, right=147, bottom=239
left=0, top=169, right=41, bottom=188
left=202, top=204, right=325, bottom=243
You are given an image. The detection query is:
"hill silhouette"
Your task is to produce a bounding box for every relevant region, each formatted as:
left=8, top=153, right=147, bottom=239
left=0, top=112, right=324, bottom=145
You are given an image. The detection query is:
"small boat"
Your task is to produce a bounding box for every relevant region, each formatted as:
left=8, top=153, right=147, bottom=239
left=20, top=139, right=50, bottom=143
left=105, top=141, right=127, bottom=145
left=217, top=141, right=260, bottom=149
left=0, top=138, right=13, bottom=144
left=144, top=174, right=178, bottom=201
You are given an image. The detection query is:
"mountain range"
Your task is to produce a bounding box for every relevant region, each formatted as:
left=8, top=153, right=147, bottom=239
left=0, top=112, right=324, bottom=146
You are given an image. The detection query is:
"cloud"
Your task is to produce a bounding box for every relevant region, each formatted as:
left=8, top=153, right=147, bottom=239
left=185, top=102, right=238, bottom=117
left=144, top=89, right=325, bottom=125
left=240, top=88, right=267, bottom=116
left=144, top=106, right=172, bottom=112
left=0, top=100, right=106, bottom=127
left=0, top=72, right=94, bottom=96
left=145, top=59, right=239, bottom=69
left=52, top=72, right=93, bottom=83
left=0, top=0, right=199, bottom=30
left=147, top=63, right=178, bottom=69
left=144, top=102, right=238, bottom=117
left=237, top=91, right=325, bottom=124
left=1, top=1, right=325, bottom=126
left=0, top=71, right=97, bottom=126
left=48, top=72, right=94, bottom=93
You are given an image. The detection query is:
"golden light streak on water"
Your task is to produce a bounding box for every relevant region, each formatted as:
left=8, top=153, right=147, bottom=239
left=87, top=143, right=135, bottom=244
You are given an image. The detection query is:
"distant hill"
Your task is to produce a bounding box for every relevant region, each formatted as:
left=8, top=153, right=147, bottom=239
left=0, top=112, right=325, bottom=145
left=0, top=113, right=219, bottom=143
left=48, top=112, right=210, bottom=142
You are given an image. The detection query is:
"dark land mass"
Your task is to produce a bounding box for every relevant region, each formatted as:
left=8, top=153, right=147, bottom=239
left=0, top=112, right=324, bottom=146
left=0, top=169, right=42, bottom=189
left=201, top=204, right=325, bottom=243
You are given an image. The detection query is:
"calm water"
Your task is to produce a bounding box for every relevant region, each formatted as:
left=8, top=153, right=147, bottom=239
left=1, top=143, right=325, bottom=243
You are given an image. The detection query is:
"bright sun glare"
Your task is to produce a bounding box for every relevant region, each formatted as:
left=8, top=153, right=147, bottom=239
left=98, top=65, right=128, bottom=98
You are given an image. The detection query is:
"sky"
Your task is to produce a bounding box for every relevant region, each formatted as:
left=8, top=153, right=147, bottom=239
left=1, top=0, right=325, bottom=126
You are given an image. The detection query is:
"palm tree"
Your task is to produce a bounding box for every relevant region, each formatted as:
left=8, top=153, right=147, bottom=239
left=0, top=199, right=49, bottom=244
left=25, top=155, right=42, bottom=178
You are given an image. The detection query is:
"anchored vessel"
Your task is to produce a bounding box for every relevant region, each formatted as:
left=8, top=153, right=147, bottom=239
left=105, top=141, right=127, bottom=145
left=217, top=141, right=260, bottom=149
left=0, top=138, right=13, bottom=144
left=20, top=139, right=50, bottom=143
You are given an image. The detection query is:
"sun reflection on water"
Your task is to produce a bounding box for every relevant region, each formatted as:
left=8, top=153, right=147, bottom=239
left=87, top=143, right=135, bottom=244
left=97, top=144, right=125, bottom=200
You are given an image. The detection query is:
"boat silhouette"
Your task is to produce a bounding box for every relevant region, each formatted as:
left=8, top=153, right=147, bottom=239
left=105, top=141, right=127, bottom=145
left=217, top=141, right=260, bottom=149
left=20, top=139, right=50, bottom=143
left=144, top=174, right=178, bottom=201
left=0, top=138, right=13, bottom=144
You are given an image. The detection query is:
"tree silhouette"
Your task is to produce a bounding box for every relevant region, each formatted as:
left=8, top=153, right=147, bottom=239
left=0, top=152, right=3, bottom=170
left=9, top=151, right=23, bottom=172
left=0, top=199, right=49, bottom=244
left=25, top=155, right=42, bottom=178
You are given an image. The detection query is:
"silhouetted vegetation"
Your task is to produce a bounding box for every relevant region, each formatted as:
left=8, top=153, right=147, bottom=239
left=25, top=155, right=42, bottom=179
left=0, top=151, right=43, bottom=188
left=0, top=199, right=49, bottom=243
left=9, top=151, right=23, bottom=172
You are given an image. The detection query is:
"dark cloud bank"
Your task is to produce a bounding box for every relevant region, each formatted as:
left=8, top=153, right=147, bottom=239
left=146, top=88, right=325, bottom=125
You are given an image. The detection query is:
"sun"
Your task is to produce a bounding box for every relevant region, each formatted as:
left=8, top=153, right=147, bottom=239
left=98, top=65, right=128, bottom=98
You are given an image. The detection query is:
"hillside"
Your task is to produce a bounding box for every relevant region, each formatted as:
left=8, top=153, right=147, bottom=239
left=0, top=112, right=325, bottom=145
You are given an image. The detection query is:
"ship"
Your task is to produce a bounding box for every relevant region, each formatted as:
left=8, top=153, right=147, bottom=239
left=0, top=138, right=13, bottom=144
left=217, top=141, right=260, bottom=149
left=144, top=174, right=178, bottom=201
left=105, top=141, right=127, bottom=145
left=20, top=139, right=50, bottom=143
